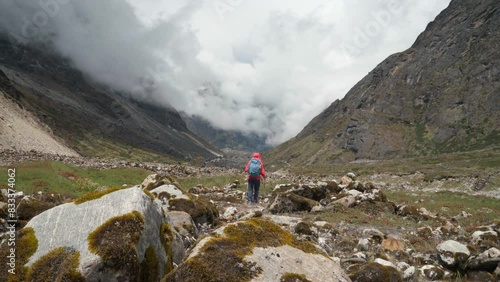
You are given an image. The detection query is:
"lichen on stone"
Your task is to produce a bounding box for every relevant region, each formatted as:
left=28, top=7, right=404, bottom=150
left=27, top=247, right=84, bottom=282
left=87, top=211, right=145, bottom=279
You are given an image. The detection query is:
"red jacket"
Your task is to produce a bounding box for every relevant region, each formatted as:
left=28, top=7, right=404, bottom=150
left=244, top=152, right=266, bottom=181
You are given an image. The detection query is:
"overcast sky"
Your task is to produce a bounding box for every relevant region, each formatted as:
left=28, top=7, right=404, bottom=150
left=0, top=0, right=450, bottom=145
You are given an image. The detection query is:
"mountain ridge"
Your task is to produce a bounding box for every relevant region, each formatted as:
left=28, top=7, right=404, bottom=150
left=0, top=36, right=221, bottom=161
left=267, top=0, right=500, bottom=166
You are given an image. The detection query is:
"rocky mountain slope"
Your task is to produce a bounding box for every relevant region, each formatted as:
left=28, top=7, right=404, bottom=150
left=267, top=0, right=500, bottom=165
left=0, top=36, right=221, bottom=161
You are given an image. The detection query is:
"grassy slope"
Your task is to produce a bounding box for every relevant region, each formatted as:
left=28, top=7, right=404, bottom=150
left=0, top=161, right=150, bottom=197
left=1, top=148, right=498, bottom=229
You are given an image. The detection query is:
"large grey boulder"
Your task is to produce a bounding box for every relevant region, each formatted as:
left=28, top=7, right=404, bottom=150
left=23, top=187, right=182, bottom=281
left=166, top=218, right=351, bottom=282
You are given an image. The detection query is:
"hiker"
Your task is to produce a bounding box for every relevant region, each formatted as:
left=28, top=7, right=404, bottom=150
left=244, top=152, right=266, bottom=204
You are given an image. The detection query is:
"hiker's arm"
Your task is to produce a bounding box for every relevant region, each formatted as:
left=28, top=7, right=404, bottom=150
left=261, top=163, right=267, bottom=178
left=244, top=161, right=250, bottom=173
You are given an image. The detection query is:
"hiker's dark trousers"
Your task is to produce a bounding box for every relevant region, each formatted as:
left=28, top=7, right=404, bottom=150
left=247, top=179, right=260, bottom=203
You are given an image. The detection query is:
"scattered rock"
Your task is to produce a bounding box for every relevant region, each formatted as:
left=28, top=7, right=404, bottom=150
left=436, top=240, right=470, bottom=269
left=467, top=247, right=500, bottom=272
left=335, top=196, right=357, bottom=208
left=419, top=265, right=445, bottom=281
left=471, top=230, right=498, bottom=245
left=382, top=237, right=404, bottom=252
left=223, top=206, right=238, bottom=220
left=141, top=173, right=171, bottom=191
left=341, top=176, right=354, bottom=186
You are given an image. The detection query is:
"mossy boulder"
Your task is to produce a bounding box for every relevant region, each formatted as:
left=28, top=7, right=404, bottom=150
left=141, top=173, right=173, bottom=191
left=348, top=262, right=402, bottom=282
left=295, top=221, right=314, bottom=236
left=166, top=218, right=350, bottom=282
left=22, top=187, right=183, bottom=281
left=289, top=184, right=328, bottom=202
left=168, top=196, right=219, bottom=226
left=150, top=184, right=218, bottom=227
left=269, top=192, right=322, bottom=214
left=396, top=205, right=434, bottom=221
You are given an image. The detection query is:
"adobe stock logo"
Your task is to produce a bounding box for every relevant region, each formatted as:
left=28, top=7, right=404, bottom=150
left=8, top=0, right=71, bottom=45
left=339, top=0, right=403, bottom=63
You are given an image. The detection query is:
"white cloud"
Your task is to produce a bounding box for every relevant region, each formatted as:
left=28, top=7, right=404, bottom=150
left=0, top=0, right=451, bottom=145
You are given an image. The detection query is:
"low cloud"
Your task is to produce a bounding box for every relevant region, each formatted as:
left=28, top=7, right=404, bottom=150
left=0, top=0, right=450, bottom=145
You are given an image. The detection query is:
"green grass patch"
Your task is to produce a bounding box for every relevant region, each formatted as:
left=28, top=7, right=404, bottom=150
left=304, top=203, right=416, bottom=230
left=386, top=190, right=500, bottom=228
left=176, top=173, right=244, bottom=190
left=0, top=161, right=150, bottom=197
left=77, top=134, right=177, bottom=163
left=286, top=147, right=500, bottom=180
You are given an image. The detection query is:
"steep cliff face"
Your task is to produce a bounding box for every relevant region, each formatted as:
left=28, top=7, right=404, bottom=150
left=268, top=0, right=500, bottom=165
left=0, top=36, right=221, bottom=161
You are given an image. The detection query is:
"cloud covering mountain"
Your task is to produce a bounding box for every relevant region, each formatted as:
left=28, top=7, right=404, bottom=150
left=0, top=0, right=449, bottom=145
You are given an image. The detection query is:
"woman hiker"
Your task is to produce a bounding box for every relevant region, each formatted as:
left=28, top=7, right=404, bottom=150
left=244, top=152, right=267, bottom=204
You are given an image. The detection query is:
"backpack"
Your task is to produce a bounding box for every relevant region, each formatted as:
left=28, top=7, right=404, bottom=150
left=248, top=158, right=262, bottom=177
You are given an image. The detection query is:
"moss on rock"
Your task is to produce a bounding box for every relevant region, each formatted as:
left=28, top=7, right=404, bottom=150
left=348, top=262, right=402, bottom=282
left=0, top=227, right=38, bottom=282
left=280, top=272, right=313, bottom=282
left=160, top=223, right=175, bottom=274
left=74, top=186, right=125, bottom=204
left=28, top=247, right=84, bottom=282
left=295, top=222, right=313, bottom=236
left=169, top=197, right=219, bottom=226
left=87, top=211, right=145, bottom=279
left=139, top=246, right=159, bottom=282
left=143, top=189, right=155, bottom=201
left=168, top=218, right=324, bottom=282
